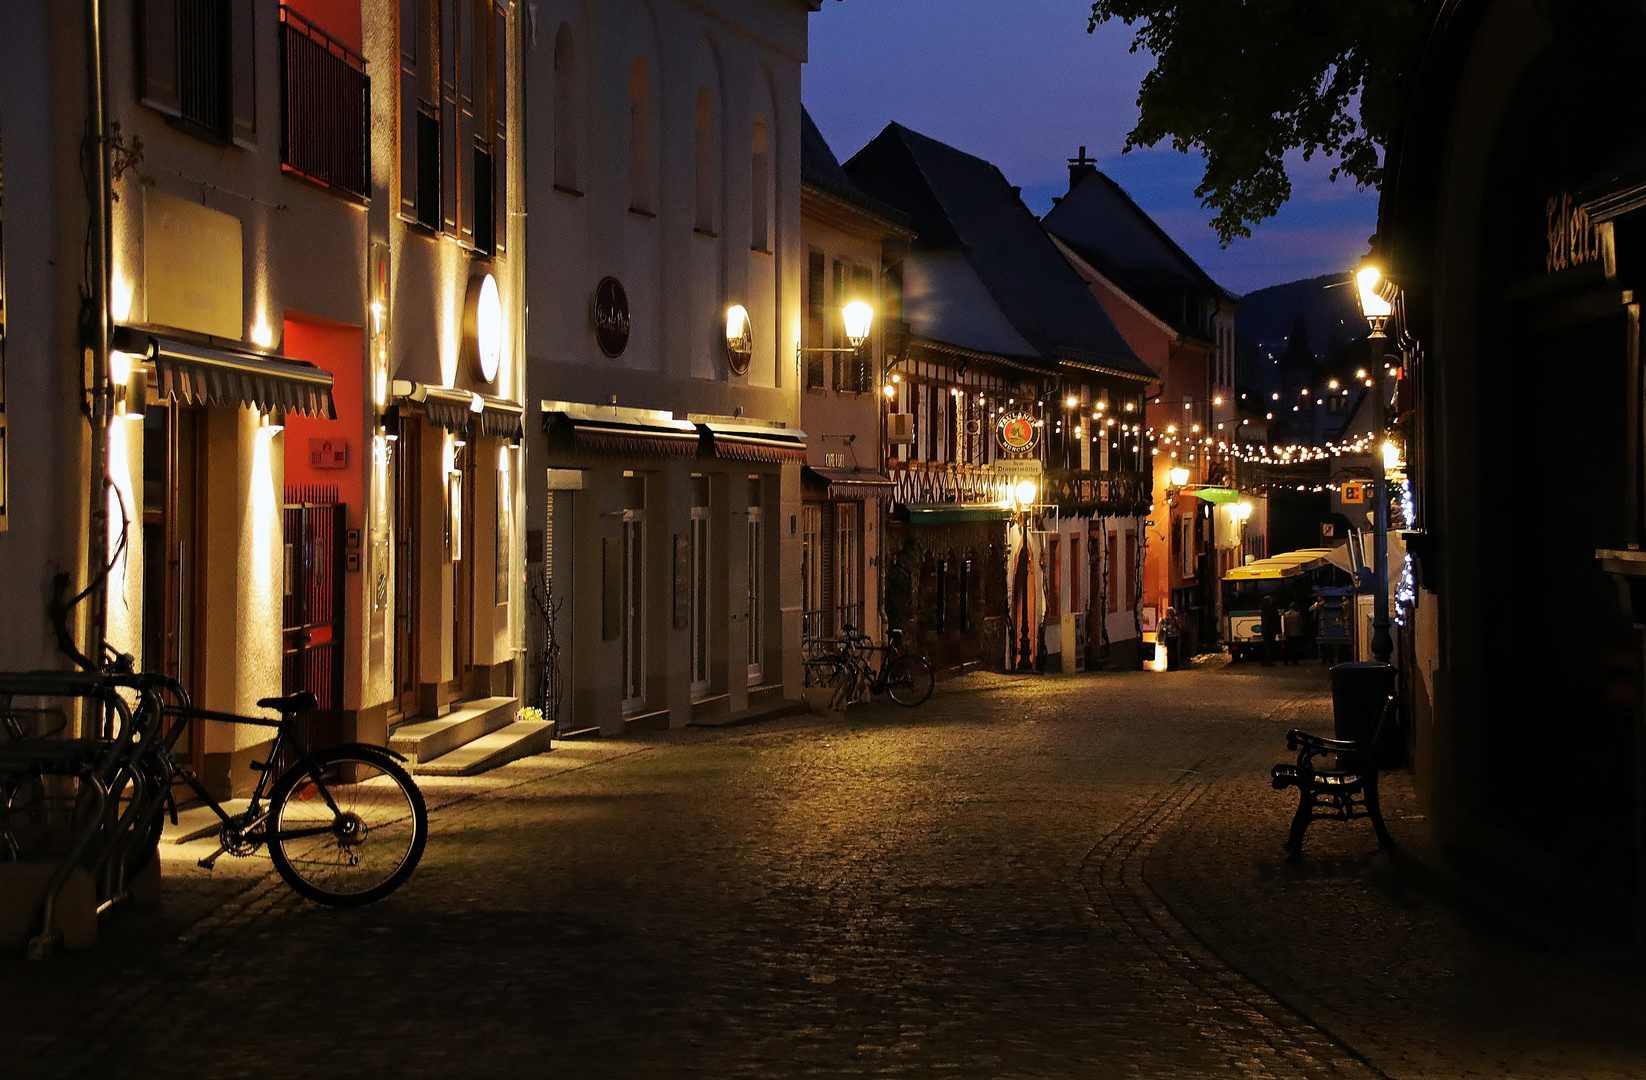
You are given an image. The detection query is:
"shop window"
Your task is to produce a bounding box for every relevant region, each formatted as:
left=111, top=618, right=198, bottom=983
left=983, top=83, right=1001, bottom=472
left=690, top=475, right=711, bottom=699
left=746, top=478, right=764, bottom=685
left=621, top=474, right=646, bottom=712
left=141, top=0, right=256, bottom=145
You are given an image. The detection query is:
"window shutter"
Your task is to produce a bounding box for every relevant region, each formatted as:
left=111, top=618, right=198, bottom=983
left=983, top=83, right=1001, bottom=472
left=819, top=503, right=834, bottom=632
left=399, top=0, right=422, bottom=218
left=457, top=0, right=476, bottom=246
left=230, top=0, right=255, bottom=145
left=491, top=2, right=507, bottom=254
left=440, top=0, right=459, bottom=236
left=139, top=0, right=182, bottom=117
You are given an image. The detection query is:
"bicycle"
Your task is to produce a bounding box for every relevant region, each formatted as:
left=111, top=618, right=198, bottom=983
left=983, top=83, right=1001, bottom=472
left=803, top=626, right=935, bottom=709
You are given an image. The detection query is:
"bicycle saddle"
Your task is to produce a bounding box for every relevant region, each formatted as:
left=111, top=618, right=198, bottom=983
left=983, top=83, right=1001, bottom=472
left=256, top=691, right=318, bottom=713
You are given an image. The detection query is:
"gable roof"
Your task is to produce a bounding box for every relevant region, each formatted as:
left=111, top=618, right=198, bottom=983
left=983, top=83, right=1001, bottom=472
left=800, top=109, right=912, bottom=232
left=843, top=123, right=1150, bottom=378
left=1041, top=170, right=1234, bottom=332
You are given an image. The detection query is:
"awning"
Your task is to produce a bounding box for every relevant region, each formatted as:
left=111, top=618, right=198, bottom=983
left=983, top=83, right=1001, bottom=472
left=477, top=397, right=524, bottom=439
left=418, top=386, right=481, bottom=433
left=392, top=382, right=524, bottom=438
left=150, top=336, right=335, bottom=418
left=541, top=408, right=700, bottom=459
left=803, top=466, right=896, bottom=500
left=894, top=504, right=1013, bottom=526
left=698, top=422, right=807, bottom=464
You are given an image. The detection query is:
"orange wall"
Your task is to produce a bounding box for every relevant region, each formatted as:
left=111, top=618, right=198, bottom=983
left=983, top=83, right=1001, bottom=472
left=286, top=0, right=362, bottom=52
left=283, top=315, right=364, bottom=518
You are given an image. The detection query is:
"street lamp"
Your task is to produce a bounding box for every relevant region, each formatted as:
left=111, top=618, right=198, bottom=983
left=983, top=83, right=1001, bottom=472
left=1354, top=258, right=1395, bottom=664
left=841, top=301, right=874, bottom=348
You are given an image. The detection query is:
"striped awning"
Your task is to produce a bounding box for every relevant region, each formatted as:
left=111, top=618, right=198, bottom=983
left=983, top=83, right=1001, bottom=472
left=151, top=336, right=335, bottom=418
left=698, top=422, right=807, bottom=464
left=803, top=466, right=896, bottom=500
left=542, top=409, right=701, bottom=459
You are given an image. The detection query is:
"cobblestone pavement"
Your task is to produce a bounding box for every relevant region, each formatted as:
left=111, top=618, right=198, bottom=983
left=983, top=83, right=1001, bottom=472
left=4, top=663, right=1645, bottom=1079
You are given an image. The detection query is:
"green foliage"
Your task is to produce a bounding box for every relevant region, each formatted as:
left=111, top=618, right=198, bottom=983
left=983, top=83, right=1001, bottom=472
left=1088, top=0, right=1422, bottom=245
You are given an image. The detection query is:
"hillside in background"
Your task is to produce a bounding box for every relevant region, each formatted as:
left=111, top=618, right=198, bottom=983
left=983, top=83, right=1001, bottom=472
left=1235, top=271, right=1366, bottom=391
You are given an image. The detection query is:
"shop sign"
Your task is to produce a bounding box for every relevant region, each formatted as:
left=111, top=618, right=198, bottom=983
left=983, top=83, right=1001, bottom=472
left=996, top=410, right=1039, bottom=454
left=1546, top=192, right=1611, bottom=274
left=1341, top=481, right=1366, bottom=505
left=993, top=458, right=1043, bottom=478
left=592, top=277, right=631, bottom=358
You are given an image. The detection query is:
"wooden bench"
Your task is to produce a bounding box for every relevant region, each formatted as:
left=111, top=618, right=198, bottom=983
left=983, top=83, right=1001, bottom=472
left=1270, top=695, right=1398, bottom=859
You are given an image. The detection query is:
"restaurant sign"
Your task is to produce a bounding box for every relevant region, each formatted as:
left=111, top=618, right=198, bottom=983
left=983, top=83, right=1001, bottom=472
left=995, top=410, right=1040, bottom=454
left=592, top=277, right=631, bottom=358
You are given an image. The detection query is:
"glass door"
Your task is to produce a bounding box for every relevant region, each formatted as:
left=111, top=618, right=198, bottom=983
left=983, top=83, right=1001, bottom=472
left=746, top=506, right=763, bottom=687
left=689, top=505, right=710, bottom=700
left=621, top=512, right=646, bottom=712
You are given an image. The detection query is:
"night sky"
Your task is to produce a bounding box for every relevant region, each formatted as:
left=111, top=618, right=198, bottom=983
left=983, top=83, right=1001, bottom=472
left=802, top=0, right=1381, bottom=297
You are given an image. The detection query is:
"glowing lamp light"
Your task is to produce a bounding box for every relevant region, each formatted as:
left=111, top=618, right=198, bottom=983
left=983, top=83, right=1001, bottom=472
left=1382, top=440, right=1402, bottom=470
left=109, top=349, right=133, bottom=387
left=473, top=273, right=504, bottom=384
left=1124, top=402, right=1135, bottom=412
left=1233, top=501, right=1253, bottom=522
left=841, top=301, right=874, bottom=347
left=470, top=391, right=486, bottom=413
left=1168, top=466, right=1191, bottom=487
left=882, top=384, right=896, bottom=399
left=498, top=444, right=512, bottom=472
left=261, top=409, right=284, bottom=434
left=725, top=303, right=751, bottom=343
left=251, top=319, right=276, bottom=350
left=1065, top=395, right=1079, bottom=409
left=1013, top=479, right=1038, bottom=507
left=1356, top=265, right=1393, bottom=332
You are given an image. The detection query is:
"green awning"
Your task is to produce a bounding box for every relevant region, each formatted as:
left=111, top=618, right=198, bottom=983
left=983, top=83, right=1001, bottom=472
left=896, top=505, right=1013, bottom=525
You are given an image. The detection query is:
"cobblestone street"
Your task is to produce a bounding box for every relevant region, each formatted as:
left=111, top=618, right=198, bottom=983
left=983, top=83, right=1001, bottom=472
left=5, top=664, right=1646, bottom=1079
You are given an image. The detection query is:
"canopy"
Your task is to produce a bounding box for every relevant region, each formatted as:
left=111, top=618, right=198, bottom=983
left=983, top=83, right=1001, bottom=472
left=152, top=336, right=335, bottom=418
left=1224, top=547, right=1337, bottom=581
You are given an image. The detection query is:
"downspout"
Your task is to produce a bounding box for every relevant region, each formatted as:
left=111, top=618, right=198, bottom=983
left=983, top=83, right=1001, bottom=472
left=81, top=0, right=114, bottom=675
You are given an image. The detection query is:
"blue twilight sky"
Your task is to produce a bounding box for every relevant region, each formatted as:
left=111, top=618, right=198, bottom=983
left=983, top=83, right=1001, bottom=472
left=801, top=0, right=1380, bottom=297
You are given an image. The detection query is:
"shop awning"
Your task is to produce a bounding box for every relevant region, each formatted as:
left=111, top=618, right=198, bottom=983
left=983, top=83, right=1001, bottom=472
left=895, top=504, right=1012, bottom=525
left=419, top=386, right=482, bottom=432
left=392, top=383, right=524, bottom=438
left=151, top=336, right=335, bottom=418
left=697, top=422, right=807, bottom=464
left=803, top=466, right=896, bottom=500
left=541, top=406, right=700, bottom=459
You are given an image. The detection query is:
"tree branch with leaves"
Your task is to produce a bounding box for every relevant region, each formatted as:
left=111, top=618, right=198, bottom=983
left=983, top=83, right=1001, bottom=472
left=1089, top=0, right=1421, bottom=245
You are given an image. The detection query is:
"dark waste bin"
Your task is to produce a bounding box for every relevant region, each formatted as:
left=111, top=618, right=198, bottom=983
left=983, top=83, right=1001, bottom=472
left=1330, top=661, right=1395, bottom=746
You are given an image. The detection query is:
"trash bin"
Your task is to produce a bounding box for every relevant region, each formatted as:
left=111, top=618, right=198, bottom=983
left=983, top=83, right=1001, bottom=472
left=1330, top=661, right=1395, bottom=746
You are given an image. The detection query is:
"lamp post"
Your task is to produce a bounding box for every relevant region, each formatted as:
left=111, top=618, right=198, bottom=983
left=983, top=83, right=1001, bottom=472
left=1356, top=262, right=1395, bottom=664
left=1010, top=478, right=1039, bottom=672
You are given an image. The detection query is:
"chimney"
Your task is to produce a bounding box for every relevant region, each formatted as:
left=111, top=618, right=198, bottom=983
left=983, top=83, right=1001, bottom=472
left=1068, top=145, right=1098, bottom=193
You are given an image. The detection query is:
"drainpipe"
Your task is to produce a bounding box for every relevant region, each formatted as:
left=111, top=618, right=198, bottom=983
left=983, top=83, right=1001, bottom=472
left=81, top=0, right=114, bottom=676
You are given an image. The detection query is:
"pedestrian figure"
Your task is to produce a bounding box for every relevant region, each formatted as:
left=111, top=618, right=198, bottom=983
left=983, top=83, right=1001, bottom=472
left=1308, top=595, right=1329, bottom=664
left=1260, top=595, right=1280, bottom=666
left=1283, top=601, right=1307, bottom=666
left=1159, top=607, right=1183, bottom=672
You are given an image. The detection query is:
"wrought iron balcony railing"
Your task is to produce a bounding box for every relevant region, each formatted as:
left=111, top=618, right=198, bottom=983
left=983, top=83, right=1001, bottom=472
left=1043, top=468, right=1152, bottom=513
left=280, top=7, right=370, bottom=201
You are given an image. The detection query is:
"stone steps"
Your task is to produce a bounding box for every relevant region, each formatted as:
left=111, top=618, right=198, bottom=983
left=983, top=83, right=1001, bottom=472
left=413, top=720, right=554, bottom=776
left=389, top=697, right=518, bottom=764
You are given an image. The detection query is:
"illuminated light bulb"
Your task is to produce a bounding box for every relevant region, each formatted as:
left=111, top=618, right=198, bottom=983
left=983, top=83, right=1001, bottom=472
left=1065, top=395, right=1079, bottom=408
left=1213, top=395, right=1223, bottom=405
left=882, top=384, right=896, bottom=399
left=251, top=320, right=276, bottom=349
left=891, top=373, right=901, bottom=383
left=1013, top=479, right=1038, bottom=506
left=1272, top=392, right=1280, bottom=400
left=1382, top=440, right=1402, bottom=470
left=1125, top=402, right=1134, bottom=412
left=109, top=349, right=132, bottom=387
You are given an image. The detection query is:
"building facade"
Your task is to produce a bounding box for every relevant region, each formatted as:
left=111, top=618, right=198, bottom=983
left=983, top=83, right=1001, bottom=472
left=845, top=125, right=1156, bottom=674
left=0, top=0, right=529, bottom=791
left=520, top=0, right=815, bottom=735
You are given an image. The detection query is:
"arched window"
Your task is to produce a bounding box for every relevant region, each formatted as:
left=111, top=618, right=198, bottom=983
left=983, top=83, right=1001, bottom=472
left=694, top=89, right=716, bottom=233
left=750, top=116, right=769, bottom=252
left=628, top=59, right=651, bottom=212
left=553, top=25, right=577, bottom=191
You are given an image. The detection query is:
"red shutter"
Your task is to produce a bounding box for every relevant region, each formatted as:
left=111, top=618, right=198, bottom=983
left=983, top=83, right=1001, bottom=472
left=138, top=0, right=182, bottom=116
left=492, top=2, right=507, bottom=255
left=440, top=0, right=458, bottom=236
left=230, top=0, right=256, bottom=145
left=399, top=0, right=422, bottom=218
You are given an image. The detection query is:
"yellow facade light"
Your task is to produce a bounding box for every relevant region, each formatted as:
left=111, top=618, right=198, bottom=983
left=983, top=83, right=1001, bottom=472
left=841, top=301, right=874, bottom=347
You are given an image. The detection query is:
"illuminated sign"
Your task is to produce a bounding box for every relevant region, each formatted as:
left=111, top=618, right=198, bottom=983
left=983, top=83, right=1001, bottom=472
left=996, top=410, right=1039, bottom=454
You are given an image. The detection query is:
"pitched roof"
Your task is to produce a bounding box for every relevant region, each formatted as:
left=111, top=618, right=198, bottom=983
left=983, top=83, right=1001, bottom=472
left=843, top=123, right=1150, bottom=378
left=800, top=109, right=912, bottom=232
left=1041, top=170, right=1235, bottom=332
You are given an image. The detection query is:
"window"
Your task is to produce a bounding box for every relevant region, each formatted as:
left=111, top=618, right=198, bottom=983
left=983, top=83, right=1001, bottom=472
left=750, top=117, right=770, bottom=252
left=553, top=25, right=577, bottom=191
left=835, top=502, right=860, bottom=633
left=746, top=482, right=764, bottom=686
left=1124, top=531, right=1136, bottom=613
left=628, top=59, right=651, bottom=213
left=1047, top=537, right=1061, bottom=619
left=934, top=559, right=948, bottom=633
left=281, top=7, right=369, bottom=201
left=141, top=0, right=256, bottom=145
left=690, top=477, right=711, bottom=699
left=694, top=89, right=717, bottom=233
left=1180, top=516, right=1196, bottom=579
left=805, top=251, right=826, bottom=390
left=801, top=504, right=823, bottom=638
left=1069, top=535, right=1081, bottom=614
left=471, top=0, right=508, bottom=254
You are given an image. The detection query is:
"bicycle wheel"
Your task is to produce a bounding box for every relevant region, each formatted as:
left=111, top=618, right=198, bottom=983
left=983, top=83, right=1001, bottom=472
left=884, top=653, right=935, bottom=707
left=266, top=748, right=427, bottom=906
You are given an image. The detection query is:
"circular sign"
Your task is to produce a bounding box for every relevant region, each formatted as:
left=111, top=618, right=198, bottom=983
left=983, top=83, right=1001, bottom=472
left=465, top=273, right=504, bottom=384
left=592, top=277, right=631, bottom=358
left=724, top=304, right=752, bottom=375
left=996, top=410, right=1040, bottom=454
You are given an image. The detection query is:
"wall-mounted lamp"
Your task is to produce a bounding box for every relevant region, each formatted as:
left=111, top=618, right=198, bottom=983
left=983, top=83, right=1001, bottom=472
left=1356, top=263, right=1394, bottom=337
left=380, top=405, right=402, bottom=443
left=725, top=304, right=753, bottom=375
left=261, top=409, right=284, bottom=434
left=1012, top=479, right=1038, bottom=509
left=841, top=301, right=874, bottom=348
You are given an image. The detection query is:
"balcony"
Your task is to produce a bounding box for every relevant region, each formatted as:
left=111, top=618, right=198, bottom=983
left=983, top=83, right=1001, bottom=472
left=888, top=461, right=1012, bottom=507
left=280, top=7, right=370, bottom=202
left=1044, top=468, right=1152, bottom=515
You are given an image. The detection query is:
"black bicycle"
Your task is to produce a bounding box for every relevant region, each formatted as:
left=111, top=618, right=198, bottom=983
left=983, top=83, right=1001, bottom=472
left=803, top=626, right=935, bottom=709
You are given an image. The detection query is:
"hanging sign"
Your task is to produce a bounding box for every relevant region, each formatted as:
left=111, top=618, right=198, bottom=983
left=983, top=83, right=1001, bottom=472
left=996, top=410, right=1040, bottom=454
left=592, top=277, right=631, bottom=358
left=1341, top=481, right=1367, bottom=505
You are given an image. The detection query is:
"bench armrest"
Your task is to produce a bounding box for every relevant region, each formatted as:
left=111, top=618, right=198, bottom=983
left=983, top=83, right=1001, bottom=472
left=1286, top=728, right=1365, bottom=754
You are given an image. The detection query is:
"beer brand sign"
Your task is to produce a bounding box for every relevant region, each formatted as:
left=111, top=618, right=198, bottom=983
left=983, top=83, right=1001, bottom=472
left=1546, top=192, right=1611, bottom=274
left=996, top=410, right=1039, bottom=454
left=592, top=277, right=631, bottom=358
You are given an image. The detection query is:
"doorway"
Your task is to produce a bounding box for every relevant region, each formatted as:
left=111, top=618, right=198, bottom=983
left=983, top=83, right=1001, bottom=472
left=689, top=475, right=711, bottom=700
left=746, top=476, right=764, bottom=687
left=393, top=417, right=422, bottom=716
left=140, top=403, right=202, bottom=774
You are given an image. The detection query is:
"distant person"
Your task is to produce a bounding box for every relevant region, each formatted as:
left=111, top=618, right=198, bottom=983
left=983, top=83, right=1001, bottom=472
left=1282, top=602, right=1307, bottom=666
left=1309, top=596, right=1329, bottom=664
left=1260, top=595, right=1281, bottom=667
left=1158, top=607, right=1183, bottom=672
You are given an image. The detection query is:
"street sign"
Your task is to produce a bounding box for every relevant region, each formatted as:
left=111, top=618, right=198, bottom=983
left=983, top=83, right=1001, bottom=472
left=1342, top=481, right=1367, bottom=504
